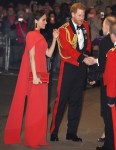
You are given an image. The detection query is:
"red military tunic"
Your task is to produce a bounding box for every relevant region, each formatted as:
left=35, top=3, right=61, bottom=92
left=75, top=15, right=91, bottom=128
left=50, top=20, right=91, bottom=135
left=57, top=21, right=91, bottom=66
left=103, top=47, right=116, bottom=150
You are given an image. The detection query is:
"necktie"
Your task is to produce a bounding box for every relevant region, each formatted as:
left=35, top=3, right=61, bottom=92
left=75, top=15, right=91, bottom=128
left=76, top=25, right=82, bottom=34
left=76, top=25, right=82, bottom=30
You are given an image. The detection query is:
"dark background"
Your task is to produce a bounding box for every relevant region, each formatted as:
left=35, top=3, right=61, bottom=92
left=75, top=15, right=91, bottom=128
left=0, top=0, right=56, bottom=6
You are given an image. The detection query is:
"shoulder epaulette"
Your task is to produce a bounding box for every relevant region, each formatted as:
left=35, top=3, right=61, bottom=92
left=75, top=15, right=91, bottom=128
left=110, top=46, right=116, bottom=51
left=60, top=22, right=69, bottom=29
left=106, top=47, right=116, bottom=57
left=57, top=21, right=78, bottom=60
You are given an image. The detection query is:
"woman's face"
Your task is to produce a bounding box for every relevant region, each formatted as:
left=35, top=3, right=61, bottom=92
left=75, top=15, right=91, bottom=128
left=37, top=14, right=47, bottom=29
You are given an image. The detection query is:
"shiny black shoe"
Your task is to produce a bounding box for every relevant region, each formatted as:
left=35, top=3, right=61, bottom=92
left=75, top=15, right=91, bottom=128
left=50, top=134, right=59, bottom=141
left=97, top=137, right=105, bottom=142
left=66, top=133, right=82, bottom=142
left=96, top=146, right=108, bottom=150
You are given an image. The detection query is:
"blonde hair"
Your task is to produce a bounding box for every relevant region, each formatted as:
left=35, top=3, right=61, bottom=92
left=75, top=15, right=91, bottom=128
left=70, top=3, right=86, bottom=14
left=104, top=16, right=116, bottom=29
left=110, top=22, right=116, bottom=36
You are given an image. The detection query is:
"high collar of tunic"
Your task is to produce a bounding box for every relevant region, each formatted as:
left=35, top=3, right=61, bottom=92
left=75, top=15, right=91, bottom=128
left=34, top=29, right=40, bottom=33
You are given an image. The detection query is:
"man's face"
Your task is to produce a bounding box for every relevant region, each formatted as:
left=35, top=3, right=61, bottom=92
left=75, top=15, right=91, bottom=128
left=8, top=7, right=15, bottom=16
left=106, top=8, right=112, bottom=15
left=72, top=9, right=85, bottom=25
left=90, top=8, right=97, bottom=16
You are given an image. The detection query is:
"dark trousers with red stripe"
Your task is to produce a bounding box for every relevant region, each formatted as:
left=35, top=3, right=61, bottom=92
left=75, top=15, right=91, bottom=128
left=50, top=61, right=86, bottom=135
left=100, top=80, right=114, bottom=150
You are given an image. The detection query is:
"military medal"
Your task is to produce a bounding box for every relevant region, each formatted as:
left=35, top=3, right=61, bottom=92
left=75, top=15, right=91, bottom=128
left=77, top=29, right=80, bottom=34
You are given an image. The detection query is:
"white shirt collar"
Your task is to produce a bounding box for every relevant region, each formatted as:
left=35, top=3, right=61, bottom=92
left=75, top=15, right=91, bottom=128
left=114, top=42, right=116, bottom=46
left=71, top=19, right=81, bottom=31
left=71, top=19, right=84, bottom=50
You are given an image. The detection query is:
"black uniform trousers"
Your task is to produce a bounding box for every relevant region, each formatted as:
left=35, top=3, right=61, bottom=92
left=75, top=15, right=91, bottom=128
left=100, top=79, right=114, bottom=150
left=51, top=62, right=86, bottom=135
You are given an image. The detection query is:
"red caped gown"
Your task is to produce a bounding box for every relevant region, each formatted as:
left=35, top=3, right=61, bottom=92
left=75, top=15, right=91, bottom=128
left=4, top=30, right=49, bottom=148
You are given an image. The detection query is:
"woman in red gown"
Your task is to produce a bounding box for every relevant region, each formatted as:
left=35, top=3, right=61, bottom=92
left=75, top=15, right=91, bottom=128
left=4, top=10, right=59, bottom=148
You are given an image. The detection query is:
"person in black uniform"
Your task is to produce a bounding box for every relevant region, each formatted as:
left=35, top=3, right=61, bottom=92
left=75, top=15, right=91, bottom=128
left=90, top=16, right=116, bottom=150
left=97, top=16, right=116, bottom=150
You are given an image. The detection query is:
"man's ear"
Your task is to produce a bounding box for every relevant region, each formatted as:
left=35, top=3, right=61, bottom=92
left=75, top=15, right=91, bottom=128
left=113, top=34, right=116, bottom=41
left=71, top=12, right=75, bottom=18
left=110, top=33, right=115, bottom=42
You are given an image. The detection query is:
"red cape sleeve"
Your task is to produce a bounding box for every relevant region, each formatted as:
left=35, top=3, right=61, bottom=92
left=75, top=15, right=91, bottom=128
left=26, top=31, right=43, bottom=52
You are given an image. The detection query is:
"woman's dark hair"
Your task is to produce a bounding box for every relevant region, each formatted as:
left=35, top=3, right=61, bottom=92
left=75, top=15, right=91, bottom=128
left=26, top=10, right=46, bottom=33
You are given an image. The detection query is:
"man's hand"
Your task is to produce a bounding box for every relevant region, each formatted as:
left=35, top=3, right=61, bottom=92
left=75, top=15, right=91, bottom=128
left=108, top=104, right=115, bottom=108
left=83, top=57, right=97, bottom=65
left=89, top=81, right=96, bottom=85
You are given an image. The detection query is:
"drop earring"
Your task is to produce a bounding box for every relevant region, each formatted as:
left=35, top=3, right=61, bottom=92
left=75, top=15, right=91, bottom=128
left=35, top=23, right=37, bottom=28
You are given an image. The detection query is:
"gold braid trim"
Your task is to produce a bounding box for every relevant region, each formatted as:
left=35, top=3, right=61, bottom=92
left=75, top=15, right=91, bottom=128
left=57, top=23, right=78, bottom=60
left=65, top=28, right=77, bottom=49
left=106, top=46, right=116, bottom=57
left=57, top=37, right=71, bottom=59
left=110, top=46, right=116, bottom=51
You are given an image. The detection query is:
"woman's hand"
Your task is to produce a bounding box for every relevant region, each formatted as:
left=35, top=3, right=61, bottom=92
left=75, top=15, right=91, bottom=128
left=46, top=29, right=59, bottom=57
left=33, top=76, right=42, bottom=84
left=53, top=29, right=59, bottom=40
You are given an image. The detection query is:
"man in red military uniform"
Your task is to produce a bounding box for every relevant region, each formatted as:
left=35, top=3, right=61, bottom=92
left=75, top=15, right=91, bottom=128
left=50, top=3, right=95, bottom=142
left=103, top=22, right=116, bottom=150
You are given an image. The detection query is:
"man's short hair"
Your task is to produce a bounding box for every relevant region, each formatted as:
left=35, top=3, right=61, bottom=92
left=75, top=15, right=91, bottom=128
left=110, top=22, right=116, bottom=36
left=104, top=16, right=116, bottom=28
left=106, top=5, right=112, bottom=9
left=70, top=3, right=86, bottom=14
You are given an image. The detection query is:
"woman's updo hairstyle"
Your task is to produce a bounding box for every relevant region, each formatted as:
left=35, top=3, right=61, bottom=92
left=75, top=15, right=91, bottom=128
left=27, top=10, right=46, bottom=33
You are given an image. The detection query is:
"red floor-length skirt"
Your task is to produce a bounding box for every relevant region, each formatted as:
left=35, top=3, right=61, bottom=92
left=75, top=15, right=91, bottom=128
left=24, top=83, right=48, bottom=148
